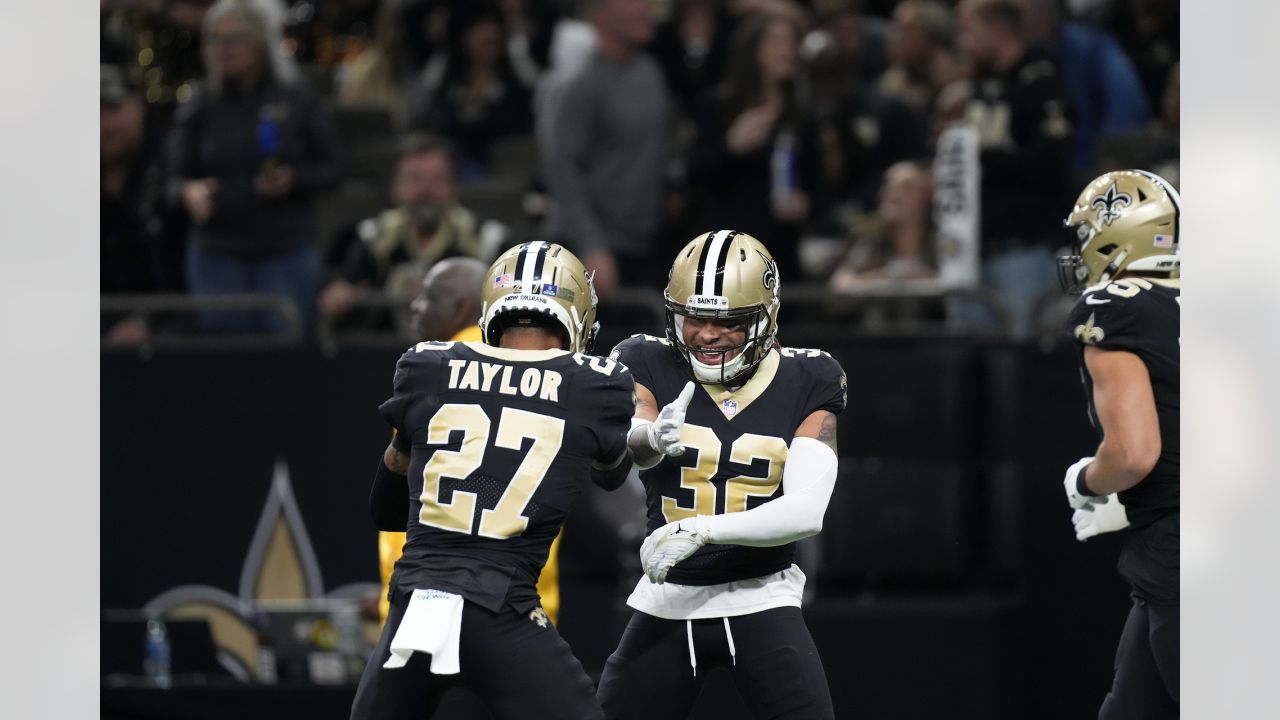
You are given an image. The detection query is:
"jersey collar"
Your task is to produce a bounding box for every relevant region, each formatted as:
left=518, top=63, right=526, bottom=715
left=699, top=349, right=780, bottom=420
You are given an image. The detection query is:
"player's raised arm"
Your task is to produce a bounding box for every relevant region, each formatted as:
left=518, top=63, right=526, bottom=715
left=627, top=380, right=693, bottom=470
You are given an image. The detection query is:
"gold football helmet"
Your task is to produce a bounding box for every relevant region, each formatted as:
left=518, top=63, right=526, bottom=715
left=1058, top=169, right=1181, bottom=293
left=480, top=241, right=600, bottom=352
left=664, top=230, right=781, bottom=385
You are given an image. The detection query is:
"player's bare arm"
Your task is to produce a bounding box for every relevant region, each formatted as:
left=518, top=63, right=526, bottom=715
left=1081, top=346, right=1161, bottom=495
left=383, top=442, right=410, bottom=474
left=795, top=409, right=838, bottom=454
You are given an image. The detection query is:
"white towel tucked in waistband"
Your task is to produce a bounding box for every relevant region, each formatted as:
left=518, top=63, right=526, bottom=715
left=383, top=588, right=465, bottom=674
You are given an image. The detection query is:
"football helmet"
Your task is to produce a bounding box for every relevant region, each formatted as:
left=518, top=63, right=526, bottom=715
left=664, top=230, right=781, bottom=385
left=1058, top=169, right=1181, bottom=293
left=480, top=241, right=599, bottom=353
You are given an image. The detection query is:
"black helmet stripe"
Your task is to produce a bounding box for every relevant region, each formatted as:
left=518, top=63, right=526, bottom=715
left=532, top=242, right=549, bottom=283
left=713, top=231, right=739, bottom=295
left=513, top=242, right=529, bottom=279
left=696, top=231, right=719, bottom=295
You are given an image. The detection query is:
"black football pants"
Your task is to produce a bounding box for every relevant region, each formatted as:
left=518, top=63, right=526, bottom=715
left=596, top=606, right=834, bottom=720
left=1098, top=597, right=1179, bottom=720
left=350, top=593, right=601, bottom=720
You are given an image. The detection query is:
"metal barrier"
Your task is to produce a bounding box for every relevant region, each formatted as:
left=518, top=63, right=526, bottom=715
left=101, top=294, right=304, bottom=353
left=101, top=283, right=1014, bottom=354
left=783, top=282, right=1013, bottom=340
left=313, top=287, right=669, bottom=355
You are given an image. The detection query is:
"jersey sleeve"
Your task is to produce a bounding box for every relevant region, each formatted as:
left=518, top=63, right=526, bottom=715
left=377, top=343, right=443, bottom=437
left=1067, top=284, right=1152, bottom=355
left=584, top=359, right=636, bottom=467
left=797, top=351, right=848, bottom=417
left=608, top=334, right=664, bottom=392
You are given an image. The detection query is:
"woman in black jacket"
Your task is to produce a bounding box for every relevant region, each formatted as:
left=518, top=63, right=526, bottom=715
left=685, top=13, right=816, bottom=282
left=167, top=0, right=340, bottom=332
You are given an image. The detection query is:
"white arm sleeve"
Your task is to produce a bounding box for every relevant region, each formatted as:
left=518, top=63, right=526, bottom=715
left=697, top=437, right=838, bottom=547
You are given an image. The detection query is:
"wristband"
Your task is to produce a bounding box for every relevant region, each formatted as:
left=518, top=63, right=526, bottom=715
left=1076, top=464, right=1098, bottom=497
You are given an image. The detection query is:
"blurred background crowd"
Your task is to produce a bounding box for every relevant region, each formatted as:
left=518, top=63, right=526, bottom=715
left=100, top=0, right=1178, bottom=345
left=99, top=3, right=1180, bottom=714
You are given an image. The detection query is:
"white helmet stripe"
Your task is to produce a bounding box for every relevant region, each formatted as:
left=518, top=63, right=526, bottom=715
left=520, top=241, right=547, bottom=288
left=700, top=231, right=727, bottom=296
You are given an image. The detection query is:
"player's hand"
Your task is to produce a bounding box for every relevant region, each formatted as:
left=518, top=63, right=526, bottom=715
left=1062, top=456, right=1095, bottom=509
left=640, top=517, right=710, bottom=584
left=646, top=381, right=695, bottom=457
left=1071, top=494, right=1130, bottom=541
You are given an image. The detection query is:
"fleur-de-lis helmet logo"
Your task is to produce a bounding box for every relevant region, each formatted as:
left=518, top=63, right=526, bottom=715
left=1090, top=182, right=1132, bottom=226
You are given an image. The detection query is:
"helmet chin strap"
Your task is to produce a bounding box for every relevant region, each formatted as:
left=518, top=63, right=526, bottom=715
left=689, top=350, right=749, bottom=385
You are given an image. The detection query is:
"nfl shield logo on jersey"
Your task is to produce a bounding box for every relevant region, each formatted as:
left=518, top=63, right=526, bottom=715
left=722, top=399, right=738, bottom=418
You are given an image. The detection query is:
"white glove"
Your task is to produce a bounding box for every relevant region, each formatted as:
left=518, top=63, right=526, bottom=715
left=639, top=516, right=710, bottom=584
left=1071, top=494, right=1130, bottom=541
left=1062, top=456, right=1096, bottom=509
left=644, top=381, right=696, bottom=457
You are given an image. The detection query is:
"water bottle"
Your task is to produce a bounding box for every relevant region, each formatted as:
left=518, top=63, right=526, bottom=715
left=253, top=611, right=278, bottom=685
left=143, top=618, right=172, bottom=688
left=256, top=108, right=282, bottom=172
left=770, top=129, right=797, bottom=215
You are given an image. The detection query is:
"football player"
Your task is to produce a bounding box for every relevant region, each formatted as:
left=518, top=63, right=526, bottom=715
left=352, top=242, right=634, bottom=720
left=1057, top=170, right=1180, bottom=718
left=377, top=258, right=566, bottom=629
left=597, top=231, right=845, bottom=719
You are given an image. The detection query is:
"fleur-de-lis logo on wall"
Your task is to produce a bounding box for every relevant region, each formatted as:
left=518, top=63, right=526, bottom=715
left=143, top=460, right=378, bottom=679
left=1091, top=182, right=1132, bottom=226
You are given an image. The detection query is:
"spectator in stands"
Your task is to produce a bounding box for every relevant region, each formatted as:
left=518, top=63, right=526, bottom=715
left=878, top=0, right=953, bottom=117
left=1109, top=0, right=1178, bottom=113
left=499, top=0, right=561, bottom=87
left=829, top=160, right=936, bottom=289
left=103, top=65, right=178, bottom=298
left=338, top=0, right=413, bottom=128
left=1024, top=0, right=1149, bottom=174
left=167, top=0, right=341, bottom=332
left=1096, top=62, right=1178, bottom=187
left=102, top=64, right=184, bottom=347
left=955, top=0, right=1072, bottom=339
left=537, top=0, right=665, bottom=297
left=648, top=0, right=737, bottom=122
left=803, top=0, right=886, bottom=87
left=101, top=0, right=213, bottom=128
left=686, top=13, right=813, bottom=280
left=805, top=21, right=929, bottom=223
left=410, top=4, right=535, bottom=181
left=318, top=135, right=508, bottom=325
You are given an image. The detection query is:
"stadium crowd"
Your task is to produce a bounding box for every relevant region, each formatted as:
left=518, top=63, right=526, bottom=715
left=100, top=0, right=1178, bottom=342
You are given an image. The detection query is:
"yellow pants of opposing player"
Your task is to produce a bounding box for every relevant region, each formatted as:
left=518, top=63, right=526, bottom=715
left=378, top=531, right=561, bottom=625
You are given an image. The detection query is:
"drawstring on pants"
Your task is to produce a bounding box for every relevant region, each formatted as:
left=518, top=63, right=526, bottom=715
left=686, top=620, right=697, bottom=676
left=685, top=617, right=738, bottom=676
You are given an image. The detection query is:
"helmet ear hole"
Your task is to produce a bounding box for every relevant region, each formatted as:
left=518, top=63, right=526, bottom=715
left=1095, top=243, right=1118, bottom=256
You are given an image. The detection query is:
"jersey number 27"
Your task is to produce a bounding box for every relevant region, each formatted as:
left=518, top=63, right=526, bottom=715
left=418, top=404, right=563, bottom=539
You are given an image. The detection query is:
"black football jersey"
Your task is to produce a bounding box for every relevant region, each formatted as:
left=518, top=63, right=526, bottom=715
left=379, top=341, right=633, bottom=613
left=1067, top=278, right=1179, bottom=528
left=611, top=334, right=847, bottom=586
